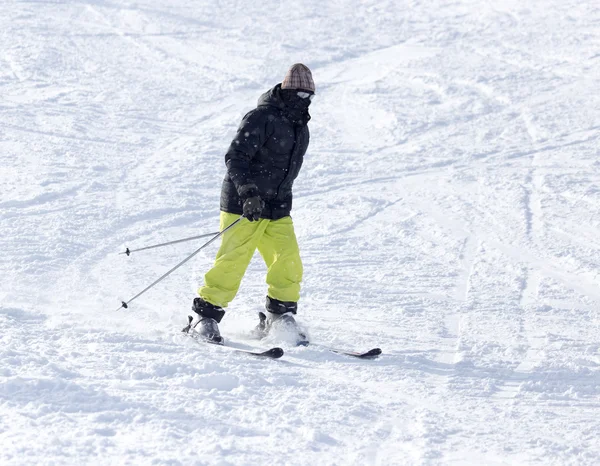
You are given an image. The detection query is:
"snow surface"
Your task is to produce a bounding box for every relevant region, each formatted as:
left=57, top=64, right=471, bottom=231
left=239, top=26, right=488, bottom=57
left=1, top=0, right=600, bottom=464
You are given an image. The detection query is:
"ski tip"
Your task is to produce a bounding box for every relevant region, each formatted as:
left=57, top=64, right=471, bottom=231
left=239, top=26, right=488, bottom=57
left=263, top=347, right=284, bottom=359
left=359, top=348, right=382, bottom=359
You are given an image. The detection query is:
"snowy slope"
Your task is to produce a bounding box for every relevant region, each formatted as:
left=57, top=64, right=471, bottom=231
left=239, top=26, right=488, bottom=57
left=1, top=0, right=600, bottom=464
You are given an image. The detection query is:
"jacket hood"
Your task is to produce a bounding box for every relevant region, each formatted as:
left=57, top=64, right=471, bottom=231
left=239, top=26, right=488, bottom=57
left=257, top=84, right=286, bottom=110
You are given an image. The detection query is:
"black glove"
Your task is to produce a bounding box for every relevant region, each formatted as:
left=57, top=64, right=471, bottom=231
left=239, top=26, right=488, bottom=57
left=239, top=183, right=264, bottom=221
left=243, top=195, right=263, bottom=221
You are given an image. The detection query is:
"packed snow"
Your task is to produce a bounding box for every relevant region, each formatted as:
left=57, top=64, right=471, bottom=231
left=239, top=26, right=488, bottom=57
left=1, top=0, right=599, bottom=464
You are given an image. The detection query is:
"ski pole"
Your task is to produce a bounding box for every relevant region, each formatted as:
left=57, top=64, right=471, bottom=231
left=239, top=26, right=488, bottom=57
left=119, top=231, right=219, bottom=256
left=115, top=216, right=243, bottom=312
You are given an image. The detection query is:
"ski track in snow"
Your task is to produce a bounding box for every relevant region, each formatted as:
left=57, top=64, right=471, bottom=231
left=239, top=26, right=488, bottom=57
left=2, top=0, right=600, bottom=465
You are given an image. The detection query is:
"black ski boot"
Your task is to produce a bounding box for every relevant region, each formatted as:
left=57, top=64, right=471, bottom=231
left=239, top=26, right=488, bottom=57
left=253, top=297, right=309, bottom=346
left=185, top=298, right=226, bottom=344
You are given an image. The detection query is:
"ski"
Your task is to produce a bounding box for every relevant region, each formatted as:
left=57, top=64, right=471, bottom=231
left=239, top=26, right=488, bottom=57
left=307, top=343, right=382, bottom=359
left=236, top=315, right=382, bottom=359
left=326, top=347, right=382, bottom=359
left=182, top=316, right=284, bottom=359
left=185, top=331, right=284, bottom=359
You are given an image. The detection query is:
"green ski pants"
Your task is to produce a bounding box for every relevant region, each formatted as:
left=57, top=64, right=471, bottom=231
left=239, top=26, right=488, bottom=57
left=198, top=212, right=303, bottom=308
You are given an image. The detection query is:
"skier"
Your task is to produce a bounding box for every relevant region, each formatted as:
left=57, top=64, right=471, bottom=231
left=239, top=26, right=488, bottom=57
left=189, top=64, right=315, bottom=344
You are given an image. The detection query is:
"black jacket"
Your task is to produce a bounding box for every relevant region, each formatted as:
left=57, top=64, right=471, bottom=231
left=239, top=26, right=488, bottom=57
left=220, top=84, right=310, bottom=220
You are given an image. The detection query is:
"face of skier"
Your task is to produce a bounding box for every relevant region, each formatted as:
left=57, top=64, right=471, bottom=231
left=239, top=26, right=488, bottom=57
left=281, top=89, right=314, bottom=111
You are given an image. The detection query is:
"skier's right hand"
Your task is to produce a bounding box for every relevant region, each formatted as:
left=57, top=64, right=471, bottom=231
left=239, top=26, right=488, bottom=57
left=243, top=196, right=264, bottom=222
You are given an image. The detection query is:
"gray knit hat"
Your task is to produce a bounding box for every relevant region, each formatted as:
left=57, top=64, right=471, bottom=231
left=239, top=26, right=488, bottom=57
left=281, top=63, right=315, bottom=93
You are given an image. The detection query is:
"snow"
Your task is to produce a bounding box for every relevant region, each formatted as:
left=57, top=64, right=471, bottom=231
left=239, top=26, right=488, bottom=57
left=1, top=0, right=599, bottom=464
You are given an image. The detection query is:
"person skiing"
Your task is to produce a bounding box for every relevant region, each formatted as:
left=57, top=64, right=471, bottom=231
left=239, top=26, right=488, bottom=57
left=188, top=64, right=315, bottom=345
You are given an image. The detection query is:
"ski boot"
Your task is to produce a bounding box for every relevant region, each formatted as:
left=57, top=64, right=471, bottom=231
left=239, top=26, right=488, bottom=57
left=184, top=298, right=226, bottom=344
left=253, top=297, right=309, bottom=346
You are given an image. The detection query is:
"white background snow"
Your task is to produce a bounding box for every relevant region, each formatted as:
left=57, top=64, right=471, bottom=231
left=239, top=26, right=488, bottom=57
left=1, top=0, right=599, bottom=464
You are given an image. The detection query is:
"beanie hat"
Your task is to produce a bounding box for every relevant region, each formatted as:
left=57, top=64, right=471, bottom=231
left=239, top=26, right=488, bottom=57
left=281, top=63, right=315, bottom=93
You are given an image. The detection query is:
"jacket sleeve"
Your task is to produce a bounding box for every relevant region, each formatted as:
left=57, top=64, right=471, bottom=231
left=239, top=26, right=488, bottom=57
left=224, top=108, right=270, bottom=199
